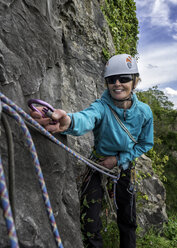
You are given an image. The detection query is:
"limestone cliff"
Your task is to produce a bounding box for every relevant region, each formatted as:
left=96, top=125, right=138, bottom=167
left=0, top=0, right=167, bottom=247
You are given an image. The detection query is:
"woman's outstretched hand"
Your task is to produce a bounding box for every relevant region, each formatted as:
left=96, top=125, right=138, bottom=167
left=30, top=107, right=71, bottom=133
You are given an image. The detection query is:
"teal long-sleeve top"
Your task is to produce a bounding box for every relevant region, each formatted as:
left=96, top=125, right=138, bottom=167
left=62, top=89, right=154, bottom=166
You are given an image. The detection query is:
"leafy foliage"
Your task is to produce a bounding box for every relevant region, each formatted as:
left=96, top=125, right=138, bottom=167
left=101, top=212, right=177, bottom=248
left=163, top=213, right=177, bottom=243
left=101, top=0, right=139, bottom=56
left=137, top=86, right=177, bottom=211
left=137, top=86, right=176, bottom=146
left=136, top=224, right=177, bottom=247
left=136, top=213, right=177, bottom=248
left=147, top=147, right=168, bottom=182
left=101, top=218, right=120, bottom=247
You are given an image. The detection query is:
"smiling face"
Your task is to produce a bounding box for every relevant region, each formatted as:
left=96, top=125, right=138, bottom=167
left=107, top=78, right=134, bottom=101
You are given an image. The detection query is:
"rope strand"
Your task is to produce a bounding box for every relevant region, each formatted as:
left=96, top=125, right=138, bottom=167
left=0, top=92, right=117, bottom=179
left=0, top=92, right=120, bottom=247
left=0, top=155, right=19, bottom=248
left=2, top=102, right=63, bottom=248
left=1, top=113, right=16, bottom=219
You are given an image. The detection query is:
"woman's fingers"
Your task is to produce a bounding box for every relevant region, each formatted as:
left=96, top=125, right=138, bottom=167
left=51, top=109, right=68, bottom=121
left=29, top=107, right=71, bottom=133
left=45, top=123, right=60, bottom=133
left=37, top=117, right=51, bottom=126
left=29, top=107, right=44, bottom=119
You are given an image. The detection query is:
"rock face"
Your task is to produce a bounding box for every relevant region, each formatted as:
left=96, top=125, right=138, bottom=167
left=0, top=1, right=113, bottom=247
left=136, top=155, right=168, bottom=234
left=0, top=0, right=167, bottom=247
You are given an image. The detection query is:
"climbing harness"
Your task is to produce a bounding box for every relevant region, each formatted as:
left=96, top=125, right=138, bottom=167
left=0, top=92, right=119, bottom=247
left=81, top=149, right=120, bottom=225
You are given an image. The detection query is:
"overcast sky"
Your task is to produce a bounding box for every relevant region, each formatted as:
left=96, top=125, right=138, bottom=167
left=134, top=0, right=177, bottom=108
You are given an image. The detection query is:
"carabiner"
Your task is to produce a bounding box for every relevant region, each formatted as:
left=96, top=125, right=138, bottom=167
left=27, top=99, right=57, bottom=124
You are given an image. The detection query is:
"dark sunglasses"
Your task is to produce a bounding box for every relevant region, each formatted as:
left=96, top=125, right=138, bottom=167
left=105, top=74, right=133, bottom=84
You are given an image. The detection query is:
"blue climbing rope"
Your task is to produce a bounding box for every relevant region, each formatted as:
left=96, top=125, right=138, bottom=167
left=0, top=92, right=119, bottom=247
left=0, top=155, right=19, bottom=248
left=1, top=102, right=64, bottom=248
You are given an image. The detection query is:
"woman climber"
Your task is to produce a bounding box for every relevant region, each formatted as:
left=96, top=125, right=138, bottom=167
left=30, top=54, right=154, bottom=248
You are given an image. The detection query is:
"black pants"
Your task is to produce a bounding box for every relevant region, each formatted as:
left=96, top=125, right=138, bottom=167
left=80, top=169, right=137, bottom=248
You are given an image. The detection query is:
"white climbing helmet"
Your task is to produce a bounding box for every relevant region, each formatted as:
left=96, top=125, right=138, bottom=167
left=104, top=54, right=139, bottom=78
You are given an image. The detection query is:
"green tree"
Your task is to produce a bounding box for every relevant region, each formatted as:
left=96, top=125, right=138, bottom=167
left=137, top=86, right=177, bottom=153
left=137, top=86, right=177, bottom=212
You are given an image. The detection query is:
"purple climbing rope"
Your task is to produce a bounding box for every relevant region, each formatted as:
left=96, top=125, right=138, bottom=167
left=1, top=102, right=63, bottom=248
left=0, top=155, right=19, bottom=248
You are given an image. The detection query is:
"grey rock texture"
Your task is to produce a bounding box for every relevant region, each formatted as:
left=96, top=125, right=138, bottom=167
left=0, top=0, right=167, bottom=247
left=0, top=0, right=113, bottom=247
left=136, top=155, right=168, bottom=234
